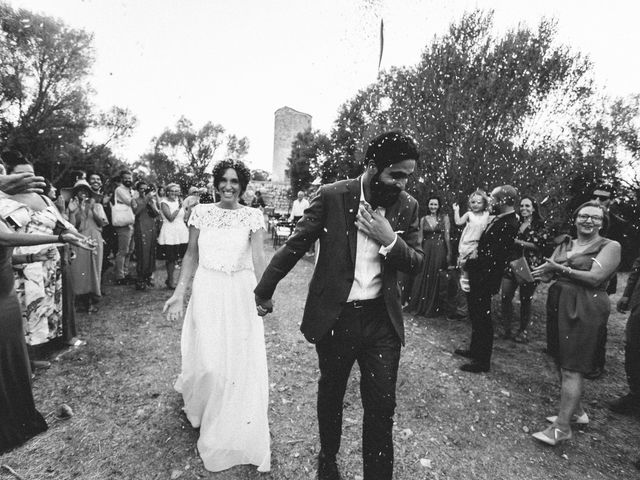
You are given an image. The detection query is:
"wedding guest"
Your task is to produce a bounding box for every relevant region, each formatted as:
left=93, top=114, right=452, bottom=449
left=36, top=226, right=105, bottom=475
left=610, top=251, right=640, bottom=416
left=68, top=179, right=108, bottom=313
left=113, top=170, right=135, bottom=285
left=455, top=185, right=519, bottom=373
left=407, top=195, right=451, bottom=317
left=0, top=175, right=94, bottom=454
left=500, top=196, right=548, bottom=342
left=164, top=160, right=270, bottom=472
left=132, top=181, right=159, bottom=290
left=88, top=172, right=104, bottom=202
left=100, top=176, right=119, bottom=274
left=157, top=183, right=188, bottom=289
left=289, top=190, right=310, bottom=224
left=532, top=201, right=620, bottom=445
left=255, top=131, right=423, bottom=480
left=44, top=179, right=67, bottom=216
left=182, top=186, right=201, bottom=224
left=251, top=190, right=266, bottom=209
left=4, top=153, right=72, bottom=347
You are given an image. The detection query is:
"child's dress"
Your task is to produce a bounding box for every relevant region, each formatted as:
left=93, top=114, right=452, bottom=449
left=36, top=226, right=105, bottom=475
left=457, top=211, right=490, bottom=291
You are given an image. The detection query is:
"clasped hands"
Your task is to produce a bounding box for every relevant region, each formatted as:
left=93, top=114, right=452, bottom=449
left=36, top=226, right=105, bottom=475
left=354, top=202, right=395, bottom=247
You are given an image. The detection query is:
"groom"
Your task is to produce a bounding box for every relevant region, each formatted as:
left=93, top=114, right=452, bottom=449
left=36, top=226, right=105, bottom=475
left=255, top=131, right=424, bottom=480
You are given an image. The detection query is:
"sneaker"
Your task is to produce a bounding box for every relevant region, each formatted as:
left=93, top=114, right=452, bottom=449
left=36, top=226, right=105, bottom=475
left=609, top=394, right=640, bottom=415
left=532, top=425, right=572, bottom=446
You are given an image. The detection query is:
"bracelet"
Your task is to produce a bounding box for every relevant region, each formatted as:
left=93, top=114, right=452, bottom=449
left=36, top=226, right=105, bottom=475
left=27, top=254, right=33, bottom=263
left=563, top=266, right=572, bottom=276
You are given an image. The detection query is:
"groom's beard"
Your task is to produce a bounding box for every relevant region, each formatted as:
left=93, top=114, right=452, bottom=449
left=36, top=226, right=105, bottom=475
left=369, top=173, right=402, bottom=209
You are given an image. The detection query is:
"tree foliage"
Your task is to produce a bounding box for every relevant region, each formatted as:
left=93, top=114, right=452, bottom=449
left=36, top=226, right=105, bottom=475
left=316, top=10, right=624, bottom=225
left=287, top=128, right=331, bottom=195
left=153, top=116, right=249, bottom=180
left=0, top=2, right=94, bottom=181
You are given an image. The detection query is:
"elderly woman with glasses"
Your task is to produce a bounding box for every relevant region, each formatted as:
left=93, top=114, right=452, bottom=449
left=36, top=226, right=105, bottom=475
left=530, top=201, right=620, bottom=446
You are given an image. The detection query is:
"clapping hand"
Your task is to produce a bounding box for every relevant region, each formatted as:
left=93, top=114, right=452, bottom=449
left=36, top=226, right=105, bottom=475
left=255, top=295, right=273, bottom=317
left=531, top=257, right=560, bottom=282
left=0, top=172, right=46, bottom=195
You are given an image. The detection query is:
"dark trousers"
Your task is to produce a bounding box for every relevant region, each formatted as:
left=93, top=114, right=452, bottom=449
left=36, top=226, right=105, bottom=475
left=501, top=277, right=537, bottom=334
left=467, top=289, right=493, bottom=366
left=626, top=306, right=640, bottom=396
left=315, top=299, right=401, bottom=480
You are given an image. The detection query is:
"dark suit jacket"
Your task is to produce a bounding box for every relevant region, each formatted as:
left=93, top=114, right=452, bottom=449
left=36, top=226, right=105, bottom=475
left=254, top=177, right=424, bottom=345
left=466, top=211, right=519, bottom=295
left=623, top=254, right=640, bottom=311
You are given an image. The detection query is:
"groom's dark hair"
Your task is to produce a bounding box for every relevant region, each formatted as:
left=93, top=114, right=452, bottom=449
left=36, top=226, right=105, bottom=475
left=365, top=131, right=419, bottom=170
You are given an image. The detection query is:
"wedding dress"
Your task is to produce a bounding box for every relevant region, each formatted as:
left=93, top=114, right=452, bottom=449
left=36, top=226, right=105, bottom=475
left=175, top=204, right=270, bottom=472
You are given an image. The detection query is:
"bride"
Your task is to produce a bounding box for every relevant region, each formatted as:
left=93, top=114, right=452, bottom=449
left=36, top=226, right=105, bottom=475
left=163, top=159, right=270, bottom=472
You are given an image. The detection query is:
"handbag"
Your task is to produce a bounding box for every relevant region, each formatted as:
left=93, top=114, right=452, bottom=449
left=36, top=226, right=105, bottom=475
left=111, top=192, right=135, bottom=227
left=509, top=254, right=534, bottom=285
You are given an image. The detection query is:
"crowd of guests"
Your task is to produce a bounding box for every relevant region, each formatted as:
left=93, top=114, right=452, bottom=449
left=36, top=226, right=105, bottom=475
left=396, top=181, right=638, bottom=448
left=0, top=150, right=211, bottom=454
left=1, top=134, right=638, bottom=476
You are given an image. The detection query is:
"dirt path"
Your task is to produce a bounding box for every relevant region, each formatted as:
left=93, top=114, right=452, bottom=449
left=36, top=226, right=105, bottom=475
left=1, top=244, right=639, bottom=479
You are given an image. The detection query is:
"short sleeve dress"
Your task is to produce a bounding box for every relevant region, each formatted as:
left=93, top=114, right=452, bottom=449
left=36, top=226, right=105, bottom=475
left=174, top=204, right=270, bottom=472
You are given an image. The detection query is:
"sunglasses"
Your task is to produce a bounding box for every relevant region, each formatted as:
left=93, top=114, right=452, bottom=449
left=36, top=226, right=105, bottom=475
left=591, top=194, right=610, bottom=201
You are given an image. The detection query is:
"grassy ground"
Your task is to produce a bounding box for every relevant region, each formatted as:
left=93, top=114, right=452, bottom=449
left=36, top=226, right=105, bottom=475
left=1, top=242, right=639, bottom=480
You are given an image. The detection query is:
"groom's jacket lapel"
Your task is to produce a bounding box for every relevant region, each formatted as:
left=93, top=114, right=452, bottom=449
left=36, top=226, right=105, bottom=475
left=344, top=179, right=360, bottom=266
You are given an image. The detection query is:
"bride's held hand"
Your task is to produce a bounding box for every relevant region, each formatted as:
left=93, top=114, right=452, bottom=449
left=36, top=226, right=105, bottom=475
left=163, top=295, right=184, bottom=321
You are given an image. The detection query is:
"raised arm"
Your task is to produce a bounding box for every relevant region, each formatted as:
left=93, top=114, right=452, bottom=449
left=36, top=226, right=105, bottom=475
left=443, top=214, right=452, bottom=265
left=160, top=201, right=181, bottom=222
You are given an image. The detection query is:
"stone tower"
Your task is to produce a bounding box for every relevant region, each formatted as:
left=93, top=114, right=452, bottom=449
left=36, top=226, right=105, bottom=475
left=272, top=106, right=312, bottom=182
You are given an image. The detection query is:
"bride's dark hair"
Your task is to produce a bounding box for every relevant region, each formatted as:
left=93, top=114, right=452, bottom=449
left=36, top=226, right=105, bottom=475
left=212, top=159, right=251, bottom=195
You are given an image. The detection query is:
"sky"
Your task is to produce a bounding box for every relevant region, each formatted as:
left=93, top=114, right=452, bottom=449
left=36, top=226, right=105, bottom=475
left=7, top=0, right=640, bottom=173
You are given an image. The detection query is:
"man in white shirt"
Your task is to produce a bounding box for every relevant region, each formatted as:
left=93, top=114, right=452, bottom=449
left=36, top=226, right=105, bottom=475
left=255, top=132, right=423, bottom=480
left=289, top=190, right=310, bottom=224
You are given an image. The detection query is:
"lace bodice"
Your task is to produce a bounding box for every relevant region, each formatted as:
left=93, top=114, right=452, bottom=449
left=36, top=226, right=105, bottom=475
left=188, top=204, right=265, bottom=273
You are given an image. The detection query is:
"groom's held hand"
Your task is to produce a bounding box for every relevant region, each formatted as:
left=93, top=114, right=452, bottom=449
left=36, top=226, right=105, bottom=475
left=255, top=295, right=273, bottom=317
left=355, top=204, right=395, bottom=247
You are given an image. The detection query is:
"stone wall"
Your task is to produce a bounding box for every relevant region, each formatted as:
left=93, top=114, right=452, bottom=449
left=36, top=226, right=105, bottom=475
left=272, top=106, right=312, bottom=183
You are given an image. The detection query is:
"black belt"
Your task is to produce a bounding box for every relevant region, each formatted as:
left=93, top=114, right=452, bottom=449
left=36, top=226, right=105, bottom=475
left=344, top=297, right=384, bottom=309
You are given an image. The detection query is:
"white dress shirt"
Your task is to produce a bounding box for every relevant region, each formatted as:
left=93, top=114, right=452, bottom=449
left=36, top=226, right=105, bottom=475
left=290, top=198, right=310, bottom=220
left=346, top=177, right=397, bottom=301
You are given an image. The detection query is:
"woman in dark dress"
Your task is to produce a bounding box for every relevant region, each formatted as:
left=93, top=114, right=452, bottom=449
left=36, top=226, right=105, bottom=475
left=531, top=201, right=620, bottom=446
left=132, top=181, right=160, bottom=290
left=0, top=194, right=94, bottom=453
left=407, top=196, right=452, bottom=317
left=500, top=196, right=549, bottom=342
